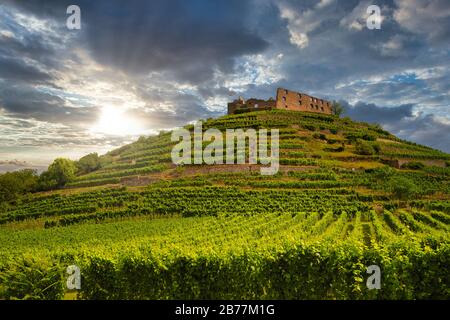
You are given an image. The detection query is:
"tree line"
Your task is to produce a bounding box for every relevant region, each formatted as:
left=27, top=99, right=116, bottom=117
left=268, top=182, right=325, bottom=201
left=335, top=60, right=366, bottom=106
left=0, top=153, right=102, bottom=204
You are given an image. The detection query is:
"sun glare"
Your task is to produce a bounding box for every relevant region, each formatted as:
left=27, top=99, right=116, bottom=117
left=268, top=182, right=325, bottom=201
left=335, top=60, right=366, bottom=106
left=91, top=106, right=143, bottom=136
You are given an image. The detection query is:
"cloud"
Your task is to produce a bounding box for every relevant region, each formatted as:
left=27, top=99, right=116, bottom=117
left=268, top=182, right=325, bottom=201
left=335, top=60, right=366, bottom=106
left=278, top=0, right=337, bottom=49
left=5, top=0, right=269, bottom=84
left=0, top=84, right=100, bottom=126
left=0, top=55, right=53, bottom=83
left=394, top=0, right=450, bottom=43
left=0, top=0, right=449, bottom=166
left=343, top=101, right=450, bottom=152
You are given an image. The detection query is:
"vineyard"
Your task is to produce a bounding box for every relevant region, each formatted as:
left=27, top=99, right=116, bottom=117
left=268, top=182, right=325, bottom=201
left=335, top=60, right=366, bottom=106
left=0, top=110, right=449, bottom=299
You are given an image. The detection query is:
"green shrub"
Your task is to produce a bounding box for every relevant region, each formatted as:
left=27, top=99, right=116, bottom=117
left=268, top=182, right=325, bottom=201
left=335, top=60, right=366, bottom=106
left=387, top=176, right=419, bottom=199
left=0, top=258, right=65, bottom=300
left=365, top=166, right=394, bottom=179
left=401, top=161, right=425, bottom=170
left=73, top=241, right=450, bottom=299
left=312, top=133, right=326, bottom=140
left=0, top=169, right=39, bottom=203
left=76, top=153, right=101, bottom=175
left=303, top=124, right=316, bottom=131
left=372, top=143, right=381, bottom=154
left=355, top=139, right=375, bottom=155
left=327, top=138, right=339, bottom=144
left=325, top=145, right=345, bottom=152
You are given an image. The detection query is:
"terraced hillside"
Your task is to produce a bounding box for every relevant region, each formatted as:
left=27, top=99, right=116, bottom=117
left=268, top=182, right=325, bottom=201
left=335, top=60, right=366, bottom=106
left=0, top=110, right=449, bottom=299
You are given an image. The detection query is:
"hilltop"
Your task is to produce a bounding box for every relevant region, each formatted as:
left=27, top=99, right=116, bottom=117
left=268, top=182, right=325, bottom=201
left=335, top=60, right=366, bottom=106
left=66, top=109, right=449, bottom=189
left=0, top=109, right=449, bottom=300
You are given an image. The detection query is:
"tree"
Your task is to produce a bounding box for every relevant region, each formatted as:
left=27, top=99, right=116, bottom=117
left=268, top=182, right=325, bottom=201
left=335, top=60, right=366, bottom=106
left=388, top=176, right=419, bottom=200
left=40, top=158, right=76, bottom=188
left=76, top=153, right=100, bottom=174
left=355, top=139, right=375, bottom=155
left=37, top=170, right=58, bottom=191
left=0, top=169, right=39, bottom=203
left=99, top=154, right=113, bottom=168
left=332, top=101, right=344, bottom=117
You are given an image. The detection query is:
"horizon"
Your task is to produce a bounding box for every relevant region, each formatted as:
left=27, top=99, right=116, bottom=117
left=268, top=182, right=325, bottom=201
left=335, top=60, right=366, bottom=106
left=1, top=0, right=449, bottom=171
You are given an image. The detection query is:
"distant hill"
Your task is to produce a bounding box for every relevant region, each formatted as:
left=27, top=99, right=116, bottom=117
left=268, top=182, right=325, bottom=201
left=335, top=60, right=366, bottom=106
left=0, top=160, right=47, bottom=174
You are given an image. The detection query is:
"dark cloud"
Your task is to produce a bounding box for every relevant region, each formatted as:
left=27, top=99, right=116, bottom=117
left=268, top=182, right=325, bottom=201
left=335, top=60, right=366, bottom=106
left=132, top=86, right=221, bottom=128
left=343, top=101, right=413, bottom=124
left=0, top=55, right=53, bottom=83
left=0, top=0, right=449, bottom=164
left=0, top=85, right=99, bottom=125
left=0, top=31, right=55, bottom=62
left=86, top=0, right=268, bottom=82
left=342, top=101, right=450, bottom=152
left=5, top=0, right=269, bottom=83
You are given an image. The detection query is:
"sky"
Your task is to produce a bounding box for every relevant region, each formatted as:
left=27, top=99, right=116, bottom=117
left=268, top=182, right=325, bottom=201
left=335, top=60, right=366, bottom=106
left=0, top=0, right=449, bottom=169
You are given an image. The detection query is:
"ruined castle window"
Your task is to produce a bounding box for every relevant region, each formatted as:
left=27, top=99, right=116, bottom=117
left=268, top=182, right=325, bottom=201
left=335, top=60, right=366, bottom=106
left=298, top=93, right=302, bottom=98
left=298, top=100, right=302, bottom=105
left=321, top=107, right=324, bottom=111
left=285, top=89, right=288, bottom=94
left=315, top=105, right=319, bottom=110
left=285, top=105, right=288, bottom=108
left=310, top=104, right=313, bottom=109
left=282, top=96, right=286, bottom=102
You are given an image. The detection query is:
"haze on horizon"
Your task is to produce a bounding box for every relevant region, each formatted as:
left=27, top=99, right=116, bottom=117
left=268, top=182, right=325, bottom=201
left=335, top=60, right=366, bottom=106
left=0, top=0, right=449, bottom=171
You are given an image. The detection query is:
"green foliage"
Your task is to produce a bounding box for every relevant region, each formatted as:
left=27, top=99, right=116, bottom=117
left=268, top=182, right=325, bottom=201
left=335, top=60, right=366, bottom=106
left=331, top=101, right=344, bottom=117
left=66, top=177, right=121, bottom=188
left=0, top=257, right=64, bottom=300
left=37, top=171, right=58, bottom=191
left=355, top=139, right=376, bottom=155
left=401, top=161, right=425, bottom=170
left=312, top=133, right=327, bottom=140
left=0, top=110, right=449, bottom=299
left=365, top=166, right=394, bottom=179
left=0, top=208, right=448, bottom=299
left=0, top=169, right=38, bottom=203
left=345, top=132, right=377, bottom=142
left=388, top=176, right=419, bottom=200
left=303, top=124, right=316, bottom=131
left=99, top=154, right=114, bottom=168
left=76, top=153, right=101, bottom=174
left=39, top=158, right=77, bottom=189
left=423, top=166, right=450, bottom=176
left=324, top=144, right=345, bottom=152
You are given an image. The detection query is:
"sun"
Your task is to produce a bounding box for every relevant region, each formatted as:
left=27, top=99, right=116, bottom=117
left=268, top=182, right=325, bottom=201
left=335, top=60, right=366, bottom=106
left=90, top=106, right=143, bottom=136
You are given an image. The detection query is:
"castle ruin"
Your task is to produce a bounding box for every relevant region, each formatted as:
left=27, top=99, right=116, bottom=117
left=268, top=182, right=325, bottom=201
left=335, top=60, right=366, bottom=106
left=227, top=88, right=333, bottom=115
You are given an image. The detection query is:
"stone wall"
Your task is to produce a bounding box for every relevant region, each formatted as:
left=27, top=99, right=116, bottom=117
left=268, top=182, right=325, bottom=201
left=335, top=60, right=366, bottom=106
left=275, top=88, right=332, bottom=114
left=227, top=88, right=333, bottom=115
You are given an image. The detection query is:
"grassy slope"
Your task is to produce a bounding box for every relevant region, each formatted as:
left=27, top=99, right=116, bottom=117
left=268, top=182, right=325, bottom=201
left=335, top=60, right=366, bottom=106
left=63, top=109, right=449, bottom=188
left=0, top=110, right=449, bottom=299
